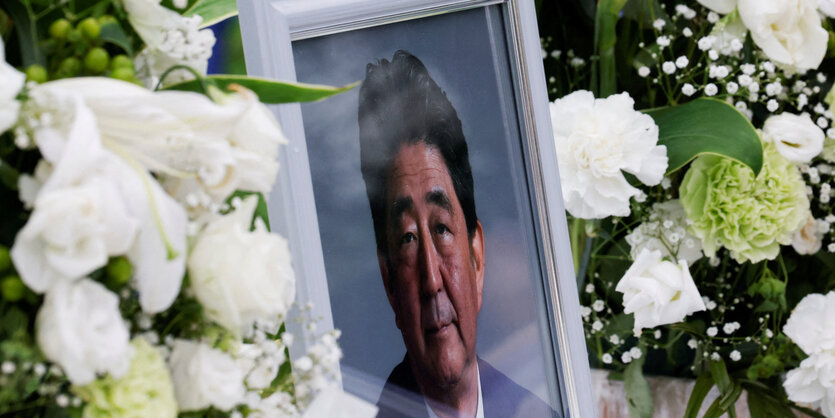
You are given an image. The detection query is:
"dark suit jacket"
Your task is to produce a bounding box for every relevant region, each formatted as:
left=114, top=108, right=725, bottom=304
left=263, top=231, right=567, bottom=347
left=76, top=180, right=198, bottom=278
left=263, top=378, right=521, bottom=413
left=375, top=355, right=559, bottom=418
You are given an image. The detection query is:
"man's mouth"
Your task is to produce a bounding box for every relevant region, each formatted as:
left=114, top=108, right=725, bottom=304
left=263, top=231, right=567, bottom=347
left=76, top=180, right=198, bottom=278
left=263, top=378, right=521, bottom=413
left=422, top=292, right=457, bottom=336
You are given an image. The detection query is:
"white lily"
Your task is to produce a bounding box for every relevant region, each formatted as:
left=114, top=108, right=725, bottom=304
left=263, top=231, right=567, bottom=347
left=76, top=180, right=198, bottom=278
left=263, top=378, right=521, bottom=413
left=0, top=36, right=25, bottom=134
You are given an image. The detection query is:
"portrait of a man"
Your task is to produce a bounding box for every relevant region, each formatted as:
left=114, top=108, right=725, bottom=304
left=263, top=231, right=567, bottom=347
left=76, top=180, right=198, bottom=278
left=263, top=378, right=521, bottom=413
left=357, top=50, right=556, bottom=418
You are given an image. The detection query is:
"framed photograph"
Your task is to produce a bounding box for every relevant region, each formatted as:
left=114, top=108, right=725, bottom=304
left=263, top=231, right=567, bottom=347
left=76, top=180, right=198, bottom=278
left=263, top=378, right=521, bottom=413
left=238, top=0, right=594, bottom=416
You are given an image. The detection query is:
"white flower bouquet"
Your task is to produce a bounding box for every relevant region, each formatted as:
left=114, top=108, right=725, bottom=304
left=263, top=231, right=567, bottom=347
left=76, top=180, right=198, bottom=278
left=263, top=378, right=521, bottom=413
left=0, top=0, right=354, bottom=416
left=541, top=0, right=835, bottom=416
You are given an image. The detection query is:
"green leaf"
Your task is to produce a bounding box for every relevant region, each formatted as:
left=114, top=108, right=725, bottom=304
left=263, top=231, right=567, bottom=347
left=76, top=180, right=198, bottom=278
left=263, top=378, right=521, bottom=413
left=184, top=0, right=238, bottom=28
left=164, top=75, right=358, bottom=104
left=710, top=358, right=732, bottom=394
left=624, top=354, right=653, bottom=418
left=703, top=382, right=743, bottom=418
left=592, top=0, right=629, bottom=97
left=605, top=313, right=635, bottom=336
left=646, top=98, right=763, bottom=176
left=670, top=320, right=705, bottom=335
left=99, top=22, right=133, bottom=55
left=226, top=190, right=271, bottom=232
left=684, top=373, right=714, bottom=418
left=5, top=2, right=44, bottom=67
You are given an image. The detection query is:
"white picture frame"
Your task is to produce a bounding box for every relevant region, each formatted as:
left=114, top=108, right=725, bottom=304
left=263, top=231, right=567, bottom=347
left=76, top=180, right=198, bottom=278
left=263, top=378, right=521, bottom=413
left=237, top=0, right=595, bottom=416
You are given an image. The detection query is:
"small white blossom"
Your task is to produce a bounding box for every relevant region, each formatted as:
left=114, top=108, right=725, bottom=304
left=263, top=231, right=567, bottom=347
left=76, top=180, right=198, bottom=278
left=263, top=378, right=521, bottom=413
left=56, top=394, right=70, bottom=408
left=682, top=83, right=696, bottom=96
left=738, top=74, right=752, bottom=86
left=766, top=82, right=783, bottom=96
left=688, top=339, right=698, bottom=349
left=592, top=320, right=604, bottom=331
left=730, top=350, right=741, bottom=361
left=653, top=19, right=666, bottom=30
left=653, top=330, right=662, bottom=339
left=818, top=117, right=829, bottom=129
left=698, top=36, right=715, bottom=51
left=704, top=83, right=718, bottom=96
left=675, top=56, right=689, bottom=69
left=581, top=306, right=592, bottom=318
left=610, top=335, right=621, bottom=345
left=683, top=27, right=693, bottom=37
left=662, top=61, right=676, bottom=74
left=602, top=353, right=613, bottom=364
left=638, top=66, right=651, bottom=77
left=593, top=300, right=605, bottom=312
left=1, top=361, right=14, bottom=374
left=707, top=326, right=718, bottom=337
left=621, top=352, right=633, bottom=364
left=657, top=36, right=671, bottom=47
left=585, top=283, right=595, bottom=293
left=726, top=82, right=739, bottom=94
left=629, top=347, right=642, bottom=359
left=767, top=99, right=779, bottom=112
left=711, top=352, right=721, bottom=361
left=708, top=50, right=719, bottom=60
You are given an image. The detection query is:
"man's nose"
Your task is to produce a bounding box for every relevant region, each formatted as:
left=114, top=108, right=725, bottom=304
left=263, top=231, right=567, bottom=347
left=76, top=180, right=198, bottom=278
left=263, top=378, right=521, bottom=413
left=418, top=228, right=443, bottom=297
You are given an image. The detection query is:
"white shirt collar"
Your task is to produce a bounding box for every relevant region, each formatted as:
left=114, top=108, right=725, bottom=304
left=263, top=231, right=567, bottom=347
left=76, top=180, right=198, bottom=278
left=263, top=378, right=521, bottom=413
left=423, top=365, right=484, bottom=418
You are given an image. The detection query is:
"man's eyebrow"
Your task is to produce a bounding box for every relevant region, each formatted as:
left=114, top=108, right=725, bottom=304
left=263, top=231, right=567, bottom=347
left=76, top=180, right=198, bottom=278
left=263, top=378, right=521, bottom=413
left=389, top=196, right=414, bottom=222
left=426, top=189, right=452, bottom=213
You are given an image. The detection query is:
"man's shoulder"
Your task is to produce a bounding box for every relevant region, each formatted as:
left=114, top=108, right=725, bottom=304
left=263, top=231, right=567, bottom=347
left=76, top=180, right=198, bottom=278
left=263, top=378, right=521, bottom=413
left=477, top=358, right=559, bottom=418
left=374, top=356, right=559, bottom=418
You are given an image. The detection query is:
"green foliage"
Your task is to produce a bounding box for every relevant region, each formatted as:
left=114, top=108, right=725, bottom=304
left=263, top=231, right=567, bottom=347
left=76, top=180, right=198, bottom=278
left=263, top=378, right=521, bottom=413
left=592, top=0, right=628, bottom=97
left=683, top=373, right=713, bottom=418
left=623, top=353, right=653, bottom=418
left=165, top=75, right=359, bottom=104
left=184, top=0, right=237, bottom=28
left=646, top=98, right=764, bottom=176
left=747, top=269, right=787, bottom=312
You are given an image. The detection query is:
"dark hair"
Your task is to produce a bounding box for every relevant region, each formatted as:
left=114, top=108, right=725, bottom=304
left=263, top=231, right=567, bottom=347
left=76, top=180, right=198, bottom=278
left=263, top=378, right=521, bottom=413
left=358, top=50, right=478, bottom=255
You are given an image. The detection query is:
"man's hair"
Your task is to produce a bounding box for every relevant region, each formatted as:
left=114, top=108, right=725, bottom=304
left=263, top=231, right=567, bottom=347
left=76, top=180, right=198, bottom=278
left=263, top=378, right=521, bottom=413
left=358, top=50, right=478, bottom=255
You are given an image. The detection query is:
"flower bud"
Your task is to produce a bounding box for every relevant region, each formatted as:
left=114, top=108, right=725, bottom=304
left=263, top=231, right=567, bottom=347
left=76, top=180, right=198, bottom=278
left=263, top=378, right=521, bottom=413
left=77, top=17, right=100, bottom=40
left=56, top=57, right=81, bottom=78
left=1, top=275, right=24, bottom=302
left=84, top=47, right=109, bottom=73
left=24, top=64, right=47, bottom=83
left=111, top=66, right=135, bottom=82
left=110, top=54, right=133, bottom=70
left=106, top=256, right=133, bottom=286
left=49, top=19, right=71, bottom=40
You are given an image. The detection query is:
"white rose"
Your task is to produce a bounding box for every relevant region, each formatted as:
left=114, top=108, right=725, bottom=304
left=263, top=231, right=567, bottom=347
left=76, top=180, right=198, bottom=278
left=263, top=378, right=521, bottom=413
left=168, top=339, right=245, bottom=411
left=551, top=91, right=667, bottom=219
left=784, top=292, right=835, bottom=355
left=615, top=249, right=706, bottom=334
left=819, top=0, right=835, bottom=18
left=792, top=213, right=824, bottom=255
left=784, top=353, right=835, bottom=417
left=763, top=113, right=825, bottom=163
left=36, top=278, right=132, bottom=385
left=0, top=36, right=25, bottom=133
left=696, top=0, right=737, bottom=14
left=738, top=0, right=827, bottom=71
left=188, top=196, right=295, bottom=335
left=121, top=0, right=215, bottom=87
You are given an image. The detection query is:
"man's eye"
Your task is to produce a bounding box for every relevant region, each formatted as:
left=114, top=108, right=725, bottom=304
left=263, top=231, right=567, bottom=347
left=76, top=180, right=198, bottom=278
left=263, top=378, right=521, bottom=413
left=434, top=224, right=449, bottom=235
left=401, top=232, right=417, bottom=245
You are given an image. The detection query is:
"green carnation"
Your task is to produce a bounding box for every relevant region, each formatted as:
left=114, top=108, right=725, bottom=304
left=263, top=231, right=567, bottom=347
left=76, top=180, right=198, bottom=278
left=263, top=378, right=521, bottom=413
left=73, top=338, right=177, bottom=418
left=679, top=141, right=808, bottom=263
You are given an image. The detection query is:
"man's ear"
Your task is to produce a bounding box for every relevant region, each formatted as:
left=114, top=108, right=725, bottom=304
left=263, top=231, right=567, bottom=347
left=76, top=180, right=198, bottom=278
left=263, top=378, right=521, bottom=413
left=471, top=220, right=485, bottom=312
left=377, top=249, right=402, bottom=330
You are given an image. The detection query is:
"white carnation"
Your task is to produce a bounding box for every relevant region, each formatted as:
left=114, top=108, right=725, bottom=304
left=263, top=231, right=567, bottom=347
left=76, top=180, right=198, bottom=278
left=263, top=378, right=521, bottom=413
left=550, top=91, right=667, bottom=219
left=168, top=339, right=245, bottom=411
left=738, top=0, right=827, bottom=71
left=784, top=353, right=835, bottom=417
left=763, top=113, right=825, bottom=163
left=820, top=0, right=835, bottom=18
left=188, top=196, right=296, bottom=335
left=615, top=249, right=706, bottom=334
left=36, top=278, right=132, bottom=385
left=784, top=291, right=835, bottom=355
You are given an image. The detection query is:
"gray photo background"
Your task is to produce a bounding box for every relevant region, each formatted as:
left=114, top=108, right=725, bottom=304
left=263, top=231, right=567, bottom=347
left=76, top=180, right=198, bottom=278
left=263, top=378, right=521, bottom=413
left=293, top=6, right=561, bottom=409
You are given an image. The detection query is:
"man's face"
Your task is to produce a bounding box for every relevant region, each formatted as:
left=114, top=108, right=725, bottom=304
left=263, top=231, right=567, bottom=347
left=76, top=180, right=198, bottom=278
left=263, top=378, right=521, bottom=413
left=378, top=142, right=485, bottom=390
